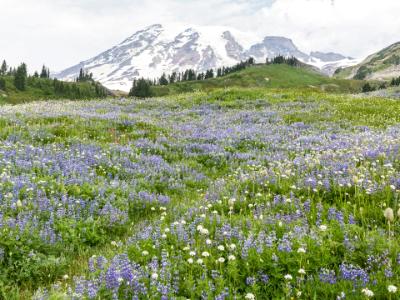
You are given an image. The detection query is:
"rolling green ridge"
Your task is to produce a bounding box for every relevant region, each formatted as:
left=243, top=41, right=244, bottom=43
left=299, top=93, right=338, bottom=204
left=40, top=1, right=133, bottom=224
left=151, top=64, right=366, bottom=96
left=335, top=42, right=400, bottom=80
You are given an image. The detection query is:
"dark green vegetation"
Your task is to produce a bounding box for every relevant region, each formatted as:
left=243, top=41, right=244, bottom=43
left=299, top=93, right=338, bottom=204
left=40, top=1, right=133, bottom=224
left=0, top=60, right=109, bottom=104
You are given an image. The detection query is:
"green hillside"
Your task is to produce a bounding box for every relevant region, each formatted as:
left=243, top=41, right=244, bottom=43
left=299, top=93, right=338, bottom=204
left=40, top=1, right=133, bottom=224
left=0, top=75, right=109, bottom=104
left=335, top=42, right=400, bottom=80
left=152, top=64, right=365, bottom=96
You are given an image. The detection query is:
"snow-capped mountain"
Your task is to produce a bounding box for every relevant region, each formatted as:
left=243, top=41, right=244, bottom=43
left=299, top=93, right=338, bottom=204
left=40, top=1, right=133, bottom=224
left=55, top=24, right=358, bottom=92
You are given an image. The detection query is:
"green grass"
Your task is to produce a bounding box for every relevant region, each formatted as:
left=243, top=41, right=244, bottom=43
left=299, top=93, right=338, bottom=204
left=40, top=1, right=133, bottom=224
left=152, top=64, right=366, bottom=96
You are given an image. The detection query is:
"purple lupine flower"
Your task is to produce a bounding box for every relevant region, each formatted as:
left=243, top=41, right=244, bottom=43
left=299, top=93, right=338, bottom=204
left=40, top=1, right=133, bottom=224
left=339, top=263, right=369, bottom=287
left=319, top=268, right=337, bottom=284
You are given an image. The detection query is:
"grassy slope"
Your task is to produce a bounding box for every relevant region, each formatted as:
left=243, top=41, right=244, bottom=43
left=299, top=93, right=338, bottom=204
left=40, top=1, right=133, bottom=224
left=0, top=76, right=108, bottom=105
left=152, top=64, right=366, bottom=96
left=335, top=42, right=400, bottom=80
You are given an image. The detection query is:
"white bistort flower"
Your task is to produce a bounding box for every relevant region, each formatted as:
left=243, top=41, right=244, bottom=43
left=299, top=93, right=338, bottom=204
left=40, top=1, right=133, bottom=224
left=245, top=293, right=255, bottom=300
left=388, top=285, right=397, bottom=293
left=202, top=251, right=210, bottom=257
left=217, top=257, right=225, bottom=263
left=319, top=225, right=327, bottom=231
left=284, top=274, right=293, bottom=281
left=361, top=288, right=374, bottom=298
left=384, top=208, right=394, bottom=222
left=297, top=247, right=306, bottom=254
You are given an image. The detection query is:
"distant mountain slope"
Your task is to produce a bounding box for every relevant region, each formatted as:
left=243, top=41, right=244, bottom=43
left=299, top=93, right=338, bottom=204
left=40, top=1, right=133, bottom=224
left=55, top=24, right=358, bottom=92
left=151, top=64, right=365, bottom=96
left=335, top=42, right=400, bottom=80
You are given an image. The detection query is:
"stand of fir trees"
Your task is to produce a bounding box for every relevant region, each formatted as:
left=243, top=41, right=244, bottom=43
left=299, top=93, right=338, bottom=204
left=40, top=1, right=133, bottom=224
left=128, top=57, right=257, bottom=94
left=266, top=55, right=301, bottom=67
left=0, top=59, right=109, bottom=101
left=390, top=76, right=400, bottom=86
left=129, top=78, right=153, bottom=98
left=14, top=63, right=28, bottom=91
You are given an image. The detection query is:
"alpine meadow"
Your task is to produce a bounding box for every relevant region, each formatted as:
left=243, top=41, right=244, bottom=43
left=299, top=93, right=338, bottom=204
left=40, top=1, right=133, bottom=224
left=1, top=1, right=400, bottom=299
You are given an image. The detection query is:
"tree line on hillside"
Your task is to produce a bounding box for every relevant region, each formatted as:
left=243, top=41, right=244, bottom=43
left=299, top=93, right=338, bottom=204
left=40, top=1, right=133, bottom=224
left=128, top=56, right=306, bottom=98
left=129, top=58, right=256, bottom=97
left=361, top=75, right=400, bottom=93
left=266, top=55, right=302, bottom=67
left=0, top=59, right=108, bottom=99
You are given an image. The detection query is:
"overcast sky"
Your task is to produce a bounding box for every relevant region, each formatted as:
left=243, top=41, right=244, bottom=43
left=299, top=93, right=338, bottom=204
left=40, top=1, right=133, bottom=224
left=1, top=0, right=400, bottom=73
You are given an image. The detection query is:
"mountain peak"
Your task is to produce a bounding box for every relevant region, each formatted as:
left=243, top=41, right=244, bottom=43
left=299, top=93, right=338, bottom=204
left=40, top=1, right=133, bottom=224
left=55, top=24, right=356, bottom=91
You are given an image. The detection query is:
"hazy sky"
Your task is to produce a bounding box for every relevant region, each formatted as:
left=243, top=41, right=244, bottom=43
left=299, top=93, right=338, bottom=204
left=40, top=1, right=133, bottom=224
left=1, top=0, right=400, bottom=73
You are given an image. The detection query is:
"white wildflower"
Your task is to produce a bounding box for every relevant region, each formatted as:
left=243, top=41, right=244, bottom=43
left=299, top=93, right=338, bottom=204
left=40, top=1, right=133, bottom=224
left=245, top=293, right=255, bottom=300
left=361, top=288, right=374, bottom=298
left=388, top=285, right=397, bottom=293
left=319, top=225, right=327, bottom=232
left=217, top=257, right=225, bottom=263
left=384, top=208, right=394, bottom=222
left=297, top=247, right=306, bottom=254
left=284, top=274, right=293, bottom=281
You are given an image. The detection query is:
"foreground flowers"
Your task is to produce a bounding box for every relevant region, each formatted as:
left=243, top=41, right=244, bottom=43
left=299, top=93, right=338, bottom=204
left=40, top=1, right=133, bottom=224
left=0, top=93, right=398, bottom=299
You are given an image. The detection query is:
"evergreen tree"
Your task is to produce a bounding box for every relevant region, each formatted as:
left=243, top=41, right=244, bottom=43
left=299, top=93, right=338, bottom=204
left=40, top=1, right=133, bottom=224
left=129, top=78, right=152, bottom=98
left=0, top=78, right=6, bottom=91
left=168, top=72, right=177, bottom=84
left=0, top=60, right=7, bottom=76
left=159, top=73, right=169, bottom=85
left=33, top=71, right=39, bottom=78
left=390, top=76, right=400, bottom=86
left=77, top=68, right=93, bottom=82
left=362, top=83, right=375, bottom=93
left=205, top=69, right=214, bottom=79
left=14, top=63, right=27, bottom=91
left=40, top=65, right=49, bottom=78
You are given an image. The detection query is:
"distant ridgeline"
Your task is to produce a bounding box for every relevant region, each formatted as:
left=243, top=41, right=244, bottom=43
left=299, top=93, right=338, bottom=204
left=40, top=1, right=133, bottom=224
left=0, top=60, right=109, bottom=103
left=129, top=56, right=302, bottom=97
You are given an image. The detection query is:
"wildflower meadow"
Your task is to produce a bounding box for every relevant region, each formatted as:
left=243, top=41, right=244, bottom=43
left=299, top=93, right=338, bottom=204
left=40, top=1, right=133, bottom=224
left=0, top=89, right=399, bottom=299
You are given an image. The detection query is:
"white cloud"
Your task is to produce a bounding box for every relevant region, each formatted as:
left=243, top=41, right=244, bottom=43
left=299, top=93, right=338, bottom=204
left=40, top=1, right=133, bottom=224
left=0, top=0, right=399, bottom=73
